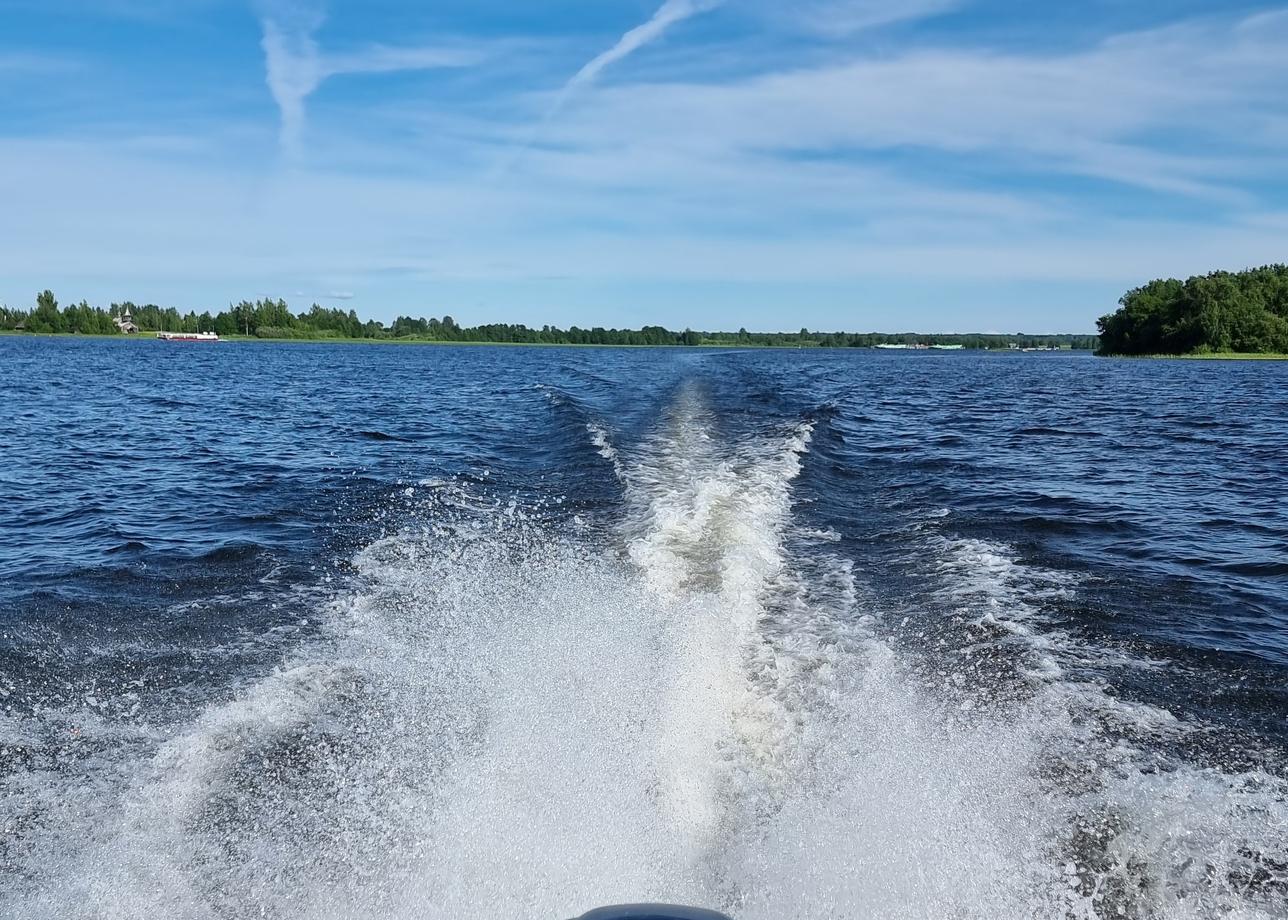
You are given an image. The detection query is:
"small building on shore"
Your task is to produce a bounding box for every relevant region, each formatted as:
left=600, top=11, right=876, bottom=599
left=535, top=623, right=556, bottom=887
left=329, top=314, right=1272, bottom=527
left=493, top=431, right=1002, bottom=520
left=114, top=308, right=139, bottom=334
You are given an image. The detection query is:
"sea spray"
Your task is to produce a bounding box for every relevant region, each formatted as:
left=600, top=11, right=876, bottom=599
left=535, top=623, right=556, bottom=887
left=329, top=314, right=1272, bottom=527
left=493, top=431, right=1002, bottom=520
left=5, top=386, right=1287, bottom=919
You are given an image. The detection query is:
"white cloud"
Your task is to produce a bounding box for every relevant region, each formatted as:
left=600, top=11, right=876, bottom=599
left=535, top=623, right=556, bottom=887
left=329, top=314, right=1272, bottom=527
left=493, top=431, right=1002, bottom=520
left=3, top=8, right=1287, bottom=328
left=2, top=136, right=1283, bottom=293
left=0, top=52, right=79, bottom=74
left=258, top=4, right=478, bottom=158
left=781, top=0, right=960, bottom=37
left=528, top=12, right=1288, bottom=199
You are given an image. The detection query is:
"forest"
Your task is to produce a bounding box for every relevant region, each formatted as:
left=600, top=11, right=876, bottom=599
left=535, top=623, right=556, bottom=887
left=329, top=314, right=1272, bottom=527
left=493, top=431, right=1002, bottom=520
left=0, top=291, right=1098, bottom=350
left=1097, top=265, right=1288, bottom=355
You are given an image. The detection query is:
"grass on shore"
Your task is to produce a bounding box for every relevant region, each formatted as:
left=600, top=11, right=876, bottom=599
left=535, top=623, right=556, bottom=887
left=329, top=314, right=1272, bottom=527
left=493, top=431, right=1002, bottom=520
left=0, top=330, right=685, bottom=347
left=2, top=331, right=1090, bottom=351
left=1101, top=351, right=1288, bottom=360
left=2, top=330, right=761, bottom=347
left=222, top=335, right=696, bottom=347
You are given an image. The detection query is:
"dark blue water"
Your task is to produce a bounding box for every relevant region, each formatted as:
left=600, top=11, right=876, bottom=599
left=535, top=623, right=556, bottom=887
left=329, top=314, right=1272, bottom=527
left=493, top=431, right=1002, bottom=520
left=2, top=337, right=1286, bottom=918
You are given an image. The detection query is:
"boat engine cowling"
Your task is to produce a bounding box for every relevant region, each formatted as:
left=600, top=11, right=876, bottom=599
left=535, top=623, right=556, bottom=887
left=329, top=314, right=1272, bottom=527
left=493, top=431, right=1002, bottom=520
left=570, top=906, right=732, bottom=920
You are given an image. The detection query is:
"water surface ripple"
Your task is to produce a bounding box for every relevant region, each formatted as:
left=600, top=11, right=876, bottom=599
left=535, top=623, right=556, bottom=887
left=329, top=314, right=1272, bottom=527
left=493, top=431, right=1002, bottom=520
left=2, top=338, right=1286, bottom=918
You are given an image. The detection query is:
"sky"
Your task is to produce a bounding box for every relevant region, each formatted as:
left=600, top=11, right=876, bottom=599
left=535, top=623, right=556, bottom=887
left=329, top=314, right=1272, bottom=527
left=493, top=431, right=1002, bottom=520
left=2, top=1, right=1287, bottom=332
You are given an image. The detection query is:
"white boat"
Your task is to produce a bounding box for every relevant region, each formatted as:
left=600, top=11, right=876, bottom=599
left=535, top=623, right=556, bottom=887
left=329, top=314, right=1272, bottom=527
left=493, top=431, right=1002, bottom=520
left=156, top=331, right=219, bottom=342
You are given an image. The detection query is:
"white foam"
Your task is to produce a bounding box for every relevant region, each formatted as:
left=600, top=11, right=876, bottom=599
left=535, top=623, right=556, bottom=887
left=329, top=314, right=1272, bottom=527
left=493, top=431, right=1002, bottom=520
left=613, top=386, right=823, bottom=837
left=6, top=397, right=1287, bottom=920
left=931, top=535, right=1192, bottom=734
left=586, top=420, right=625, bottom=481
left=914, top=533, right=1288, bottom=917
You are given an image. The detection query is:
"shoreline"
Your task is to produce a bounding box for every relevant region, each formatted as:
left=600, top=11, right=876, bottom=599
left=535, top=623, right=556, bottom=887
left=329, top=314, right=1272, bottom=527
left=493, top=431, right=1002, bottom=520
left=1098, top=351, right=1288, bottom=361
left=0, top=331, right=1094, bottom=351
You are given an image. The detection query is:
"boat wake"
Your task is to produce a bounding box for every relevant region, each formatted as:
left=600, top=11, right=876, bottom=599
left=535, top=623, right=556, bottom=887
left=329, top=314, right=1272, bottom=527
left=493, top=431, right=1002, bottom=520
left=4, top=385, right=1286, bottom=919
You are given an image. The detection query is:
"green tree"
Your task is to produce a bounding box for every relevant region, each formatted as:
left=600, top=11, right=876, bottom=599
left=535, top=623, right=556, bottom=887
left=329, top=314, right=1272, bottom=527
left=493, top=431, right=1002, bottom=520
left=30, top=290, right=63, bottom=333
left=1098, top=264, right=1288, bottom=355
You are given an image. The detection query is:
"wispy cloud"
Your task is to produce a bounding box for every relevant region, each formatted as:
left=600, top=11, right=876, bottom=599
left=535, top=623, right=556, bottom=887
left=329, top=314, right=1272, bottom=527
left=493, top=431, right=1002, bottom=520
left=258, top=3, right=478, bottom=158
left=4, top=2, right=1287, bottom=330
left=790, top=0, right=960, bottom=37
left=0, top=51, right=79, bottom=74
left=530, top=12, right=1288, bottom=201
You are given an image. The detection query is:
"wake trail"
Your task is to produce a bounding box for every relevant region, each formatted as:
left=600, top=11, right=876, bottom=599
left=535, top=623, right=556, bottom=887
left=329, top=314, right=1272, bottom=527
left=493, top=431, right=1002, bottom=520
left=5, top=385, right=1286, bottom=919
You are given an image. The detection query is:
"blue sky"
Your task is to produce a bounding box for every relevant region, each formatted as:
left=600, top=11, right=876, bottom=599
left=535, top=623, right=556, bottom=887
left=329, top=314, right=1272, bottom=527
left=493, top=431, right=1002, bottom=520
left=2, top=0, right=1286, bottom=332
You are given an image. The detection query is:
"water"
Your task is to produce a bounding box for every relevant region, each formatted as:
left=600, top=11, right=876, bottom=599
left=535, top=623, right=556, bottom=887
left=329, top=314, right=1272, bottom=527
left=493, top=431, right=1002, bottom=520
left=2, top=337, right=1286, bottom=919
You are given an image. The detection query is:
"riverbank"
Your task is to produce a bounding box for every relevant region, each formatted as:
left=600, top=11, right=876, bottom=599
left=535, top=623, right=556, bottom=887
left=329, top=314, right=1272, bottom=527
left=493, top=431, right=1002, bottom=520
left=0, top=331, right=750, bottom=348
left=0, top=331, right=1092, bottom=351
left=1100, top=351, right=1288, bottom=360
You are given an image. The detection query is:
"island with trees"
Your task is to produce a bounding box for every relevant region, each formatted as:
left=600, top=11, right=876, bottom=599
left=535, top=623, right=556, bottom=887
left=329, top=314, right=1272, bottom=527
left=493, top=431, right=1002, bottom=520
left=1097, top=264, right=1288, bottom=357
left=0, top=290, right=1098, bottom=351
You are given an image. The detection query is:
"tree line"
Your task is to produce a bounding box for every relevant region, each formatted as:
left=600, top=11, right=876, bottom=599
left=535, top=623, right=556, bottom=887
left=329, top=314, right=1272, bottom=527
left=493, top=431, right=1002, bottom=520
left=1097, top=264, right=1288, bottom=355
left=0, top=290, right=1098, bottom=350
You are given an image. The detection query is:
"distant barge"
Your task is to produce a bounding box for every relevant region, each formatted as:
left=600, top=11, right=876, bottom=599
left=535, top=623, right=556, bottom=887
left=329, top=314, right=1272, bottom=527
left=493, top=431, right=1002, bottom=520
left=874, top=343, right=964, bottom=350
left=156, top=331, right=219, bottom=342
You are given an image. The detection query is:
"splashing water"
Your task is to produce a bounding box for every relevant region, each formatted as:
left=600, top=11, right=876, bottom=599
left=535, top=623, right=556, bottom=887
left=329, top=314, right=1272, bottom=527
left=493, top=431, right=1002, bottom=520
left=4, top=384, right=1286, bottom=920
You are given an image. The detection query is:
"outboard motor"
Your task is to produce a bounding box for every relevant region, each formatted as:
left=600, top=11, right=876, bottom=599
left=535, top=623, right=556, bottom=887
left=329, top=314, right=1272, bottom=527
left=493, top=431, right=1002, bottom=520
left=571, top=906, right=732, bottom=920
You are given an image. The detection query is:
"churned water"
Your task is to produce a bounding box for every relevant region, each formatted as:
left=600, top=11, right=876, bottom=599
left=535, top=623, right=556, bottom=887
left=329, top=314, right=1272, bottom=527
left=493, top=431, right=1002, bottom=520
left=1, top=337, right=1286, bottom=918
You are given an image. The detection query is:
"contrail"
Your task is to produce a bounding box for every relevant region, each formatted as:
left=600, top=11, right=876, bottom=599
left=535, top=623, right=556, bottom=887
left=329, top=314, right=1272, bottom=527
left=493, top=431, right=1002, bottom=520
left=500, top=0, right=722, bottom=176
left=564, top=0, right=724, bottom=96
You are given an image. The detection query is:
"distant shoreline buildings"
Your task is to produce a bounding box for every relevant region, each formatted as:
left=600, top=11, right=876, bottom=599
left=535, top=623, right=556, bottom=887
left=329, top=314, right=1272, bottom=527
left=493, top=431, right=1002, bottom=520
left=113, top=306, right=139, bottom=334
left=0, top=291, right=1100, bottom=350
